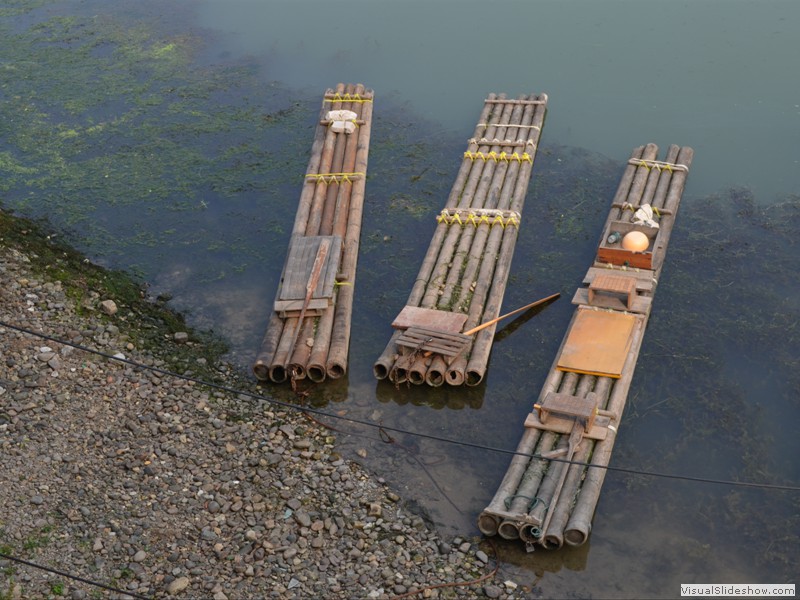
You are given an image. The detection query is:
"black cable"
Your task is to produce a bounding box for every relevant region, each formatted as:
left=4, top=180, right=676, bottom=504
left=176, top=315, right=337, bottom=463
left=1, top=318, right=799, bottom=493
left=0, top=551, right=153, bottom=600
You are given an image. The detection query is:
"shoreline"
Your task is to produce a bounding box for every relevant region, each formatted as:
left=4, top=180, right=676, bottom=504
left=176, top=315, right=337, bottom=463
left=0, top=208, right=525, bottom=599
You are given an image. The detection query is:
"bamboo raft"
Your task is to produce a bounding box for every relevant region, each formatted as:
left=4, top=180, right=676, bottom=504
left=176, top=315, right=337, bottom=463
left=253, top=83, right=373, bottom=383
left=373, top=93, right=548, bottom=387
left=479, top=143, right=694, bottom=550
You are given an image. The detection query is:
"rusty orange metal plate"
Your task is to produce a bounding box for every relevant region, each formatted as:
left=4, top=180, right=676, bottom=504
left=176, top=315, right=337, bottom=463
left=556, top=308, right=637, bottom=378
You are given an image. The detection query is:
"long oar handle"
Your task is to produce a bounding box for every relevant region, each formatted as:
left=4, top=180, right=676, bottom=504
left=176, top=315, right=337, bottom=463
left=463, top=292, right=560, bottom=336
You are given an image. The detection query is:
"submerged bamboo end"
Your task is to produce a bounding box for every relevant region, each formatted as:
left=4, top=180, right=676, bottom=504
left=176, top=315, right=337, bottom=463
left=307, top=363, right=327, bottom=383
left=498, top=521, right=521, bottom=540
left=477, top=513, right=500, bottom=536
left=564, top=525, right=590, bottom=547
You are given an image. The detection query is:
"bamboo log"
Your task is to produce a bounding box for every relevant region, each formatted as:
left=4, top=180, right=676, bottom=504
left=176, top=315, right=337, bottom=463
left=327, top=84, right=374, bottom=379
left=609, top=146, right=644, bottom=221
left=284, top=86, right=350, bottom=378
left=477, top=427, right=544, bottom=536
left=305, top=84, right=365, bottom=380
left=253, top=85, right=337, bottom=381
left=377, top=94, right=507, bottom=380
left=254, top=84, right=373, bottom=383
left=483, top=144, right=693, bottom=548
left=463, top=96, right=547, bottom=385
left=375, top=92, right=546, bottom=385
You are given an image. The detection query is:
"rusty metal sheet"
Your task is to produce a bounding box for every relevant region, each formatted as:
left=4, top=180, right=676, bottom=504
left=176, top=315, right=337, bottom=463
left=556, top=308, right=637, bottom=378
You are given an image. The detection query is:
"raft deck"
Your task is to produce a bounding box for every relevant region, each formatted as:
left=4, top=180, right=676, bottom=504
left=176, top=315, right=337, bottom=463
left=253, top=84, right=373, bottom=384
left=479, top=143, right=694, bottom=550
left=373, top=93, right=548, bottom=387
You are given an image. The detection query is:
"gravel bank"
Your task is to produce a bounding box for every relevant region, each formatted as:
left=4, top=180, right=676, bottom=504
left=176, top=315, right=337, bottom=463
left=0, top=222, right=528, bottom=599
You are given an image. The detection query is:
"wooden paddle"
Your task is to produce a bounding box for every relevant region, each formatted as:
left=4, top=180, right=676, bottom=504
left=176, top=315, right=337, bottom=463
left=463, top=292, right=561, bottom=336
left=399, top=292, right=561, bottom=360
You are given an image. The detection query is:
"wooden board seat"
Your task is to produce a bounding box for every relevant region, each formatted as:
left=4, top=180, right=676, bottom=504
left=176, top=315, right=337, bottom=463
left=588, top=273, right=636, bottom=309
left=536, top=391, right=599, bottom=432
left=571, top=287, right=652, bottom=314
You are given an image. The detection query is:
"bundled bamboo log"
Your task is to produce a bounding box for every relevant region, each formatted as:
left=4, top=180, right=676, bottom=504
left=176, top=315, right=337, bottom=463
left=373, top=93, right=548, bottom=386
left=253, top=84, right=374, bottom=383
left=479, top=144, right=694, bottom=550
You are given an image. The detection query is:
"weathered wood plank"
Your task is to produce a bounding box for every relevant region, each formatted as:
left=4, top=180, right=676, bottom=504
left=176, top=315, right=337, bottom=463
left=278, top=235, right=342, bottom=301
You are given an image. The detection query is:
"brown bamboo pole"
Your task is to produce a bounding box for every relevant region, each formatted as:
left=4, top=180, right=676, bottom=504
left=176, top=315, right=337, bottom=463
left=284, top=86, right=352, bottom=379
left=641, top=144, right=679, bottom=208
left=477, top=367, right=564, bottom=534
left=462, top=95, right=547, bottom=385
left=390, top=103, right=510, bottom=383
left=538, top=376, right=613, bottom=549
left=563, top=316, right=646, bottom=546
left=609, top=146, right=644, bottom=221
left=649, top=144, right=680, bottom=211
left=253, top=86, right=337, bottom=381
left=441, top=99, right=528, bottom=313
left=373, top=95, right=497, bottom=379
left=563, top=147, right=690, bottom=536
left=415, top=92, right=513, bottom=310
left=327, top=85, right=374, bottom=378
left=253, top=312, right=285, bottom=381
left=305, top=85, right=365, bottom=381
left=542, top=430, right=601, bottom=545
left=266, top=86, right=346, bottom=381
left=497, top=370, right=578, bottom=539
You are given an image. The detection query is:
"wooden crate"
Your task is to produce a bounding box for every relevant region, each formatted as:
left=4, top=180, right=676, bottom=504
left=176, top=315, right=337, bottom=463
left=597, top=220, right=660, bottom=269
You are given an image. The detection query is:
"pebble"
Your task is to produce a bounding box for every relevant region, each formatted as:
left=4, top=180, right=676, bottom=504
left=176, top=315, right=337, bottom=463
left=166, top=577, right=190, bottom=594
left=0, top=242, right=520, bottom=600
left=99, top=299, right=118, bottom=315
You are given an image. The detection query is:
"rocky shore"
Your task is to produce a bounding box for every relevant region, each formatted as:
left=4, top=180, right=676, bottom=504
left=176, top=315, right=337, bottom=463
left=0, top=215, right=527, bottom=599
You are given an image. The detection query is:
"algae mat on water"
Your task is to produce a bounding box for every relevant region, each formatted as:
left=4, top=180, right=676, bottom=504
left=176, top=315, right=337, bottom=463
left=0, top=0, right=309, bottom=280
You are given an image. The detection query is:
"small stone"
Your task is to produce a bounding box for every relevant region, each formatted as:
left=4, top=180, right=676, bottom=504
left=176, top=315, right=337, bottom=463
left=99, top=300, right=118, bottom=315
left=93, top=538, right=103, bottom=552
left=174, top=332, right=189, bottom=343
left=459, top=542, right=471, bottom=553
left=483, top=584, right=503, bottom=599
left=133, top=550, right=147, bottom=562
left=368, top=503, right=382, bottom=518
left=166, top=576, right=190, bottom=595
left=476, top=550, right=489, bottom=564
left=30, top=495, right=44, bottom=505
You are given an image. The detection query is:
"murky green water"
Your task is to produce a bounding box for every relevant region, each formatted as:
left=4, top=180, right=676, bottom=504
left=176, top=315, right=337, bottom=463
left=1, top=1, right=798, bottom=597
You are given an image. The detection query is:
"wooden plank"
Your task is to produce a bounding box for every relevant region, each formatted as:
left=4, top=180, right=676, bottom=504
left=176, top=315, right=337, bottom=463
left=556, top=308, right=639, bottom=378
left=571, top=287, right=652, bottom=315
left=395, top=326, right=469, bottom=357
left=278, top=235, right=342, bottom=302
left=391, top=306, right=468, bottom=333
left=274, top=298, right=329, bottom=318
left=583, top=266, right=655, bottom=292
left=523, top=412, right=608, bottom=441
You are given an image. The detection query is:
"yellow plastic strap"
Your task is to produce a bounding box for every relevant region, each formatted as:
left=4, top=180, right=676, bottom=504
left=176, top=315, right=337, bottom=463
left=324, top=93, right=372, bottom=104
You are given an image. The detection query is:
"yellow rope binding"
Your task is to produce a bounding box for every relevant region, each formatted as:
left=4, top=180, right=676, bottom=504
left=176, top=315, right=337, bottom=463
left=323, top=93, right=372, bottom=104
left=629, top=158, right=689, bottom=173
left=464, top=151, right=532, bottom=163
left=436, top=209, right=521, bottom=228
left=305, top=172, right=364, bottom=183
